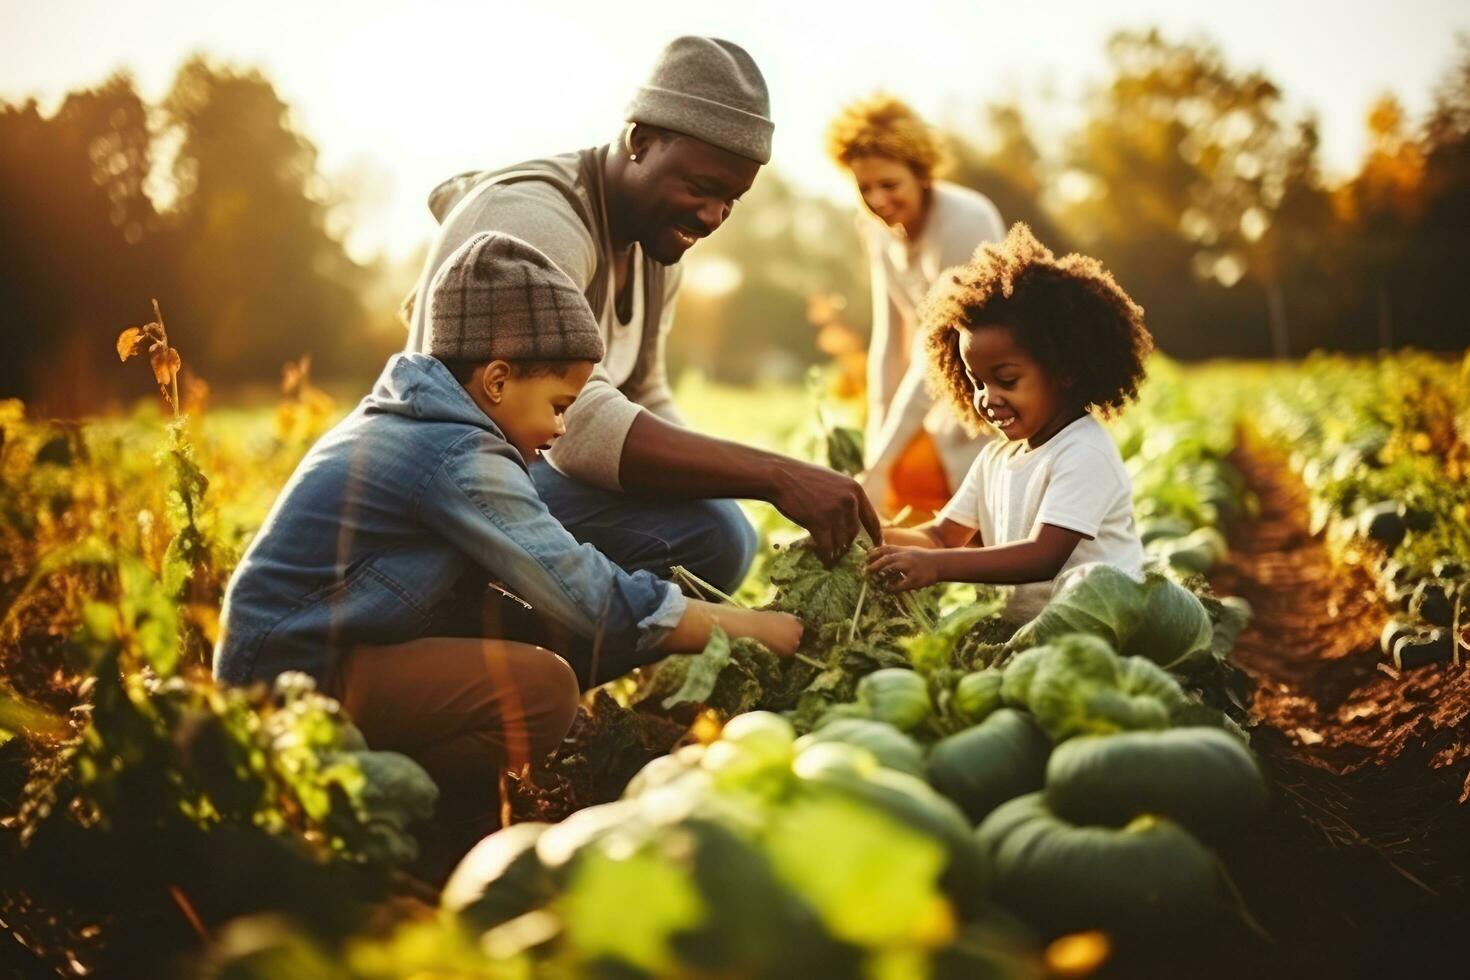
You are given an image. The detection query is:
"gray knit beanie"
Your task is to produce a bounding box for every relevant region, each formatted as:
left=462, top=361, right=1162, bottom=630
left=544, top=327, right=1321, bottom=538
left=626, top=36, right=773, bottom=164
left=424, top=233, right=604, bottom=363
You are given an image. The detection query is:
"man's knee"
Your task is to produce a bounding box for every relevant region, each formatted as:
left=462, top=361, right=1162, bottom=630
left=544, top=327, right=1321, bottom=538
left=683, top=501, right=758, bottom=595
left=522, top=650, right=580, bottom=759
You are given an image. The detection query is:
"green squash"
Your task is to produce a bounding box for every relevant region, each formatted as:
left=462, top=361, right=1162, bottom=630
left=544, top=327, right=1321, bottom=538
left=441, top=821, right=556, bottom=930
left=999, top=646, right=1051, bottom=707
left=1025, top=634, right=1183, bottom=741
left=953, top=669, right=1005, bottom=724
left=1138, top=515, right=1195, bottom=545
left=1044, top=728, right=1266, bottom=840
left=855, top=668, right=932, bottom=731
left=1119, top=575, right=1212, bottom=667
left=796, top=718, right=926, bottom=778
left=926, top=709, right=1051, bottom=823
left=975, top=793, right=1220, bottom=937
left=1158, top=527, right=1226, bottom=574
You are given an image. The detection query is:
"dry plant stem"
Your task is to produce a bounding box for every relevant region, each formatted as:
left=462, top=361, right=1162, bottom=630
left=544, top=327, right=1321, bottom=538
left=167, top=884, right=210, bottom=943
left=794, top=652, right=826, bottom=670
left=848, top=578, right=868, bottom=644
left=670, top=565, right=742, bottom=607
left=1273, top=781, right=1440, bottom=897
left=153, top=298, right=178, bottom=418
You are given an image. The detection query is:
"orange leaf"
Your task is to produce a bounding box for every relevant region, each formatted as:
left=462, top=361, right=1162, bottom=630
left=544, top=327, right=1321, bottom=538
left=116, top=326, right=146, bottom=362
left=151, top=346, right=181, bottom=388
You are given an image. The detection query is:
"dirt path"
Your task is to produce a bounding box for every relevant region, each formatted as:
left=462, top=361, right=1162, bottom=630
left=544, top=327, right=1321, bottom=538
left=1197, top=431, right=1470, bottom=977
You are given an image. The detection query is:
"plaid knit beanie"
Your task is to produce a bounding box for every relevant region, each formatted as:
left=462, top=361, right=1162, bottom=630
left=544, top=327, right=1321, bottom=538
left=627, top=36, right=773, bottom=164
left=424, top=233, right=604, bottom=363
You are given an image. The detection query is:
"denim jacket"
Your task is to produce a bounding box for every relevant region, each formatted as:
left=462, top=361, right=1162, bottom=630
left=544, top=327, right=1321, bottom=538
left=213, top=353, right=686, bottom=686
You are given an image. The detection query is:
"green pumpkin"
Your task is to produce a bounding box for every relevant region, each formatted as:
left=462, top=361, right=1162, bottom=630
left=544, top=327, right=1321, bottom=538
left=975, top=793, right=1221, bottom=936
left=855, top=668, right=932, bottom=731
left=953, top=669, right=1005, bottom=724
left=1119, top=575, right=1212, bottom=666
left=1138, top=515, right=1195, bottom=545
left=1025, top=635, right=1183, bottom=741
left=926, top=709, right=1051, bottom=823
left=441, top=821, right=556, bottom=930
left=999, top=646, right=1051, bottom=707
left=1045, top=728, right=1266, bottom=840
left=796, top=718, right=926, bottom=778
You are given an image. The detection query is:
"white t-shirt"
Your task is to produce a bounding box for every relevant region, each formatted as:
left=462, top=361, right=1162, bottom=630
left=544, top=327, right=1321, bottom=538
left=937, top=415, right=1144, bottom=620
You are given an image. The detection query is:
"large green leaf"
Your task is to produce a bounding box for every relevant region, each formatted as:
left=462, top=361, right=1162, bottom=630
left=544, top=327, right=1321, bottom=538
left=560, top=842, right=707, bottom=973
left=765, top=793, right=950, bottom=948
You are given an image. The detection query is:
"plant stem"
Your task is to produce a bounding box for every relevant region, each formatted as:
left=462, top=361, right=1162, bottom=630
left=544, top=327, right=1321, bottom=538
left=671, top=564, right=743, bottom=607
left=899, top=591, right=934, bottom=633
left=153, top=298, right=179, bottom=417
left=848, top=578, right=868, bottom=644
left=794, top=652, right=826, bottom=671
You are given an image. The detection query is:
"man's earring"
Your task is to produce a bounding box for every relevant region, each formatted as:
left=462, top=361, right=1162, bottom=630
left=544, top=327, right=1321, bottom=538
left=624, top=130, right=638, bottom=162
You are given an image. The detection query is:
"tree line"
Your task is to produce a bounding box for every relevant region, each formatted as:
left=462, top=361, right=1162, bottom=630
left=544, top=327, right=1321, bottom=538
left=2, top=32, right=1468, bottom=411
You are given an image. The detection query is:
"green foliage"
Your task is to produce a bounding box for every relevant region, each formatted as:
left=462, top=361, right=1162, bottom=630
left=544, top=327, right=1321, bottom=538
left=661, top=624, right=734, bottom=710
left=905, top=594, right=1008, bottom=676
left=440, top=714, right=1035, bottom=977
left=824, top=424, right=865, bottom=477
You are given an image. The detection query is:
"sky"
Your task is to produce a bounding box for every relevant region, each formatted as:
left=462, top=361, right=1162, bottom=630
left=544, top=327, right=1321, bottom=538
left=4, top=0, right=1467, bottom=263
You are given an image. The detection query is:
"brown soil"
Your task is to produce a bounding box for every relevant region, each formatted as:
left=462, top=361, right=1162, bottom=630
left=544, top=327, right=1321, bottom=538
left=1190, top=431, right=1470, bottom=978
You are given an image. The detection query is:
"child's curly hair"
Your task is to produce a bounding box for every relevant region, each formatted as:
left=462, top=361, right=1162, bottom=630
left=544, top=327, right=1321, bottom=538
left=923, top=223, right=1153, bottom=433
left=825, top=93, right=949, bottom=179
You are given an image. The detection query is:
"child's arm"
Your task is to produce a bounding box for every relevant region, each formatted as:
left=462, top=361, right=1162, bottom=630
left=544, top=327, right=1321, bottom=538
left=866, top=523, right=1086, bottom=592
left=661, top=600, right=804, bottom=657
left=879, top=518, right=981, bottom=549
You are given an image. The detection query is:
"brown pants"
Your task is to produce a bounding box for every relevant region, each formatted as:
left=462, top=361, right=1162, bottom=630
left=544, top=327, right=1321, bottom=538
left=325, top=635, right=580, bottom=878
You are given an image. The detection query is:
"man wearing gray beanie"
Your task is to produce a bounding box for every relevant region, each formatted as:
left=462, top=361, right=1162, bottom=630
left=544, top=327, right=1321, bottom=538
left=403, top=36, right=882, bottom=595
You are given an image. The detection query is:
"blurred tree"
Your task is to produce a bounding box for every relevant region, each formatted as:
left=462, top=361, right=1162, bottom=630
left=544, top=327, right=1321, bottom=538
left=1410, top=35, right=1470, bottom=350
left=0, top=73, right=169, bottom=413
left=1249, top=116, right=1349, bottom=355
left=1334, top=95, right=1428, bottom=349
left=161, top=56, right=382, bottom=385
left=669, top=169, right=867, bottom=384
left=1056, top=29, right=1300, bottom=358
left=943, top=102, right=1072, bottom=252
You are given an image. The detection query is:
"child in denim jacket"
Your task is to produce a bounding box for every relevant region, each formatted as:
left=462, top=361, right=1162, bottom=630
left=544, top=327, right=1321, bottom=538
left=215, top=232, right=801, bottom=872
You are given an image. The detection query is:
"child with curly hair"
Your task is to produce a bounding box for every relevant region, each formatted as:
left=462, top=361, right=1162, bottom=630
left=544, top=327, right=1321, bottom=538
left=865, top=223, right=1154, bottom=620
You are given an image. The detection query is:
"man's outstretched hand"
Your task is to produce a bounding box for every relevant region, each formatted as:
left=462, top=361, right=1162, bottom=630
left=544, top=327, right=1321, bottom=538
left=769, top=461, right=884, bottom=565
left=617, top=412, right=882, bottom=565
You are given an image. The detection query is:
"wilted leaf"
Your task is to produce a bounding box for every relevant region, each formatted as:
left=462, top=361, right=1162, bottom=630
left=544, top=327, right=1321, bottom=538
left=116, top=326, right=149, bottom=361
left=663, top=626, right=734, bottom=710
left=151, top=346, right=182, bottom=389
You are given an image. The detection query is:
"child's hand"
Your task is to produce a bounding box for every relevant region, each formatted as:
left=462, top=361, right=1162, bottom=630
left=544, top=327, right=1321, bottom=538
left=865, top=544, right=941, bottom=592
left=749, top=610, right=804, bottom=657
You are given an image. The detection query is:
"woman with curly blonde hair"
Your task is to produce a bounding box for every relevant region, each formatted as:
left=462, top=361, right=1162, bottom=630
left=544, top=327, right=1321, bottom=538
left=827, top=94, right=1006, bottom=517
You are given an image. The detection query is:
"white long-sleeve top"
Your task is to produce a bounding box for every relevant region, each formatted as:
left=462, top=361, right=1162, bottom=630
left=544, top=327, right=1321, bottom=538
left=859, top=181, right=1006, bottom=508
